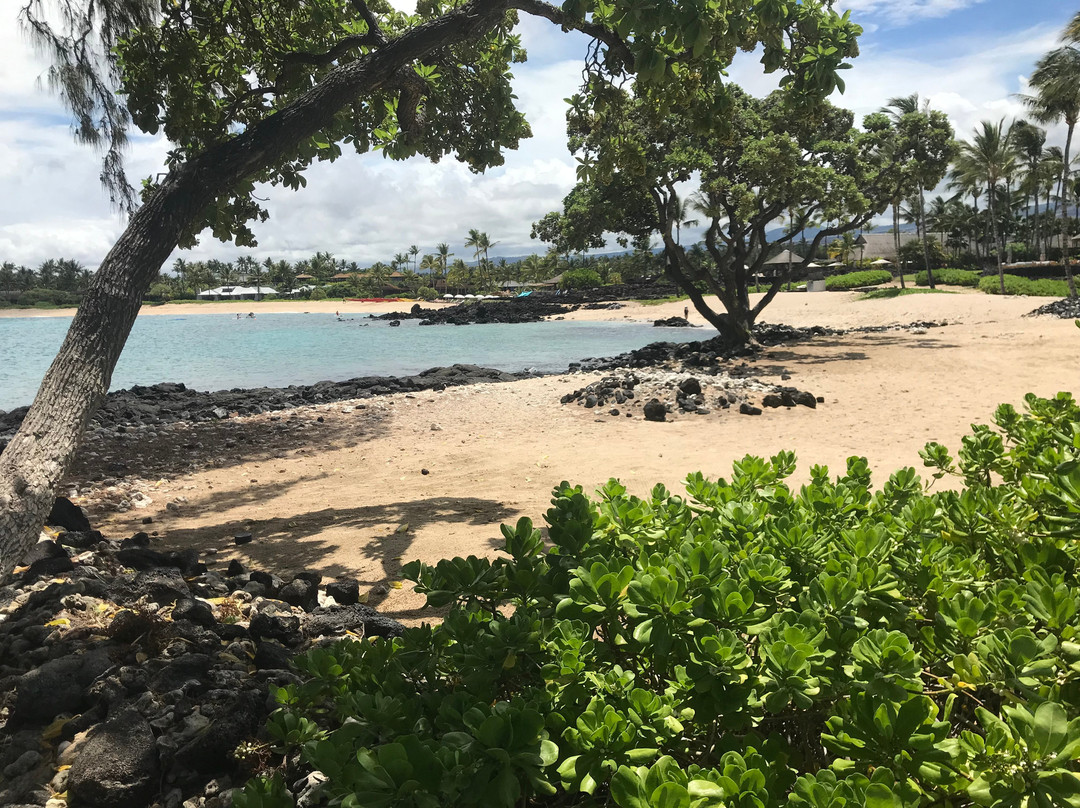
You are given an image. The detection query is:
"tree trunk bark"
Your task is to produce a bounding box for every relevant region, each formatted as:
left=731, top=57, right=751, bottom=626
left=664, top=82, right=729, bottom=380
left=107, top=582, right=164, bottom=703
left=989, top=187, right=1005, bottom=295
left=0, top=175, right=207, bottom=572
left=1060, top=123, right=1077, bottom=299
left=0, top=0, right=518, bottom=575
left=920, top=186, right=935, bottom=289
left=894, top=205, right=905, bottom=289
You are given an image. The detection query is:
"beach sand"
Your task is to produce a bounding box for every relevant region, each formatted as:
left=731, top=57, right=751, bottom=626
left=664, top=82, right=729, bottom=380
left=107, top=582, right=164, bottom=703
left=65, top=289, right=1075, bottom=624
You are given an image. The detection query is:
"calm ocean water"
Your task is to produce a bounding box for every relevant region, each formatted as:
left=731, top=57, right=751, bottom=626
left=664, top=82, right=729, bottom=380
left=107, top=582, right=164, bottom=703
left=0, top=312, right=707, bottom=411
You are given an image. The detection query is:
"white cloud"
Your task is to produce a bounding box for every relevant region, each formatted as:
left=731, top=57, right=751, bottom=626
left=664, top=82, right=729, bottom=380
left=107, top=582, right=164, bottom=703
left=837, top=0, right=988, bottom=26
left=0, top=6, right=1069, bottom=268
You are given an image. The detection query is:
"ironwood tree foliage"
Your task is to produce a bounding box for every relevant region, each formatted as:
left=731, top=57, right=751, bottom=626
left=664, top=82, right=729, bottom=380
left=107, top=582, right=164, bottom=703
left=539, top=86, right=952, bottom=343
left=0, top=0, right=862, bottom=574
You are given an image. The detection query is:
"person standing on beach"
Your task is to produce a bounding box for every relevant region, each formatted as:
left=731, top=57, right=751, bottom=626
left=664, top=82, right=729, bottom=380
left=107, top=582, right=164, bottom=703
left=684, top=306, right=689, bottom=320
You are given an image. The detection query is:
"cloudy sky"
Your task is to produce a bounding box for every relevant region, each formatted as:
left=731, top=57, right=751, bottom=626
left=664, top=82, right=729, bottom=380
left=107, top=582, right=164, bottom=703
left=0, top=0, right=1074, bottom=269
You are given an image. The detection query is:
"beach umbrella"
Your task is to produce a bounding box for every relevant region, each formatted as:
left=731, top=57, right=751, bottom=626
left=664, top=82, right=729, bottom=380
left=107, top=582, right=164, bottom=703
left=870, top=258, right=893, bottom=266
left=442, top=294, right=454, bottom=299
left=805, top=262, right=822, bottom=268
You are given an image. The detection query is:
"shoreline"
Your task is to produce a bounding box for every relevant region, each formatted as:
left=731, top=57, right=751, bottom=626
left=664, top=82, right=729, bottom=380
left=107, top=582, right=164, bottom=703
left=2, top=290, right=1069, bottom=622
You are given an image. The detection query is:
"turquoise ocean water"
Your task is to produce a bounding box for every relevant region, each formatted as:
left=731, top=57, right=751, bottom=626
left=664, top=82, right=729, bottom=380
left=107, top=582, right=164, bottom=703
left=0, top=312, right=707, bottom=411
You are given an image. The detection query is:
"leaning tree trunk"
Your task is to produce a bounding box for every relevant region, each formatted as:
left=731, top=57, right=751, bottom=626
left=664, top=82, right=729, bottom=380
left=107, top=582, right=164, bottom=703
left=0, top=172, right=209, bottom=572
left=0, top=0, right=520, bottom=575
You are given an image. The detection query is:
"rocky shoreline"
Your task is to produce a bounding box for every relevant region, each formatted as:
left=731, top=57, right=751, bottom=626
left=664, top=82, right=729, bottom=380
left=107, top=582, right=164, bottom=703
left=1028, top=297, right=1080, bottom=319
left=0, top=501, right=402, bottom=808
left=368, top=297, right=576, bottom=325
left=0, top=364, right=527, bottom=448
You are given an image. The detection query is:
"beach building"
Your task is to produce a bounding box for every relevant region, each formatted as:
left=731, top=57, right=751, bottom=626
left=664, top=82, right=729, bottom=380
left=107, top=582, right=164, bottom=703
left=853, top=233, right=918, bottom=263
left=196, top=285, right=276, bottom=300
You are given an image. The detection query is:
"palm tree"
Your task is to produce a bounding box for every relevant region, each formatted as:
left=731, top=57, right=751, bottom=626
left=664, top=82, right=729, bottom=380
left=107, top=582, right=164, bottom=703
left=436, top=243, right=452, bottom=279
left=1020, top=46, right=1080, bottom=296
left=1012, top=120, right=1048, bottom=259
left=672, top=197, right=699, bottom=245
left=249, top=260, right=265, bottom=298
left=958, top=119, right=1017, bottom=294
left=1065, top=11, right=1080, bottom=44
left=464, top=229, right=482, bottom=267
left=408, top=245, right=420, bottom=272
left=882, top=94, right=929, bottom=282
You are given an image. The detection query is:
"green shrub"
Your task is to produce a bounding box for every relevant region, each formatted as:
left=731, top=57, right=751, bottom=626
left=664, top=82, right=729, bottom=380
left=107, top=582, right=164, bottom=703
left=13, top=288, right=81, bottom=307
left=416, top=286, right=438, bottom=301
left=237, top=392, right=1080, bottom=808
left=308, top=286, right=328, bottom=300
left=915, top=268, right=980, bottom=287
left=823, top=269, right=892, bottom=290
left=560, top=268, right=604, bottom=289
left=978, top=274, right=1070, bottom=296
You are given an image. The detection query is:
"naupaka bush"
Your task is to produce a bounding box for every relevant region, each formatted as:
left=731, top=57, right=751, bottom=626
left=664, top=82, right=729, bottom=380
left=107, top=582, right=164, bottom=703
left=236, top=392, right=1080, bottom=808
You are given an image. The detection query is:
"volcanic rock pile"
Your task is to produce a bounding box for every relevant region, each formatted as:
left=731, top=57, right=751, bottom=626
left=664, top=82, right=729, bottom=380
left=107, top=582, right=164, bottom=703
left=0, top=500, right=401, bottom=808
left=369, top=298, right=574, bottom=325
left=1028, top=298, right=1080, bottom=319
left=0, top=364, right=524, bottom=446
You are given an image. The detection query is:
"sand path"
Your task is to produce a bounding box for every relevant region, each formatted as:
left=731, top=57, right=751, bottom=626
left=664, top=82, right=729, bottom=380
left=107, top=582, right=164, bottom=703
left=77, top=289, right=1075, bottom=623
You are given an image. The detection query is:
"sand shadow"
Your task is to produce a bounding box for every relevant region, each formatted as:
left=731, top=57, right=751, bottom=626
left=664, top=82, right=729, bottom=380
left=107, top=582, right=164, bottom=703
left=161, top=496, right=519, bottom=609
left=65, top=406, right=390, bottom=485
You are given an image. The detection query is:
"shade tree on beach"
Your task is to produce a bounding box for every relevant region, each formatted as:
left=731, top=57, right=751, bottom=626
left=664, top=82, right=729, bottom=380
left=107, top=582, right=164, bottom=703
left=537, top=85, right=951, bottom=344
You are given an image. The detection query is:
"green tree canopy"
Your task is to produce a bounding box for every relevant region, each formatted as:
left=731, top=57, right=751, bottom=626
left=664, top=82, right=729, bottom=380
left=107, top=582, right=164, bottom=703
left=542, top=85, right=945, bottom=343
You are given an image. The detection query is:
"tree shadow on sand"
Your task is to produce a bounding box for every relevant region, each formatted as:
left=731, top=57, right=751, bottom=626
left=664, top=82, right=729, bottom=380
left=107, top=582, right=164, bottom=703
left=753, top=332, right=959, bottom=372
left=161, top=495, right=519, bottom=612
left=66, top=405, right=390, bottom=484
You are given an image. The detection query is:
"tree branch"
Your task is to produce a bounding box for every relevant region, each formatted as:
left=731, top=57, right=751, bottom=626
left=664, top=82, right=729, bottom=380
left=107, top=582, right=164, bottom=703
left=510, top=0, right=632, bottom=70
left=349, top=0, right=388, bottom=46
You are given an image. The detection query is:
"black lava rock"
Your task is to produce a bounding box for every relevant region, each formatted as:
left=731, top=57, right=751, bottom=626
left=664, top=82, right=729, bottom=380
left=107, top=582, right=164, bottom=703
left=175, top=690, right=265, bottom=776
left=68, top=706, right=159, bottom=808
left=22, top=555, right=75, bottom=583
left=46, top=496, right=91, bottom=532
left=11, top=648, right=113, bottom=726
left=226, top=559, right=248, bottom=577
left=234, top=532, right=253, bottom=545
left=643, top=399, right=667, bottom=422
left=279, top=577, right=319, bottom=612
left=740, top=403, right=763, bottom=416
left=249, top=609, right=301, bottom=642
left=132, top=567, right=189, bottom=605
left=304, top=604, right=405, bottom=639
left=253, top=640, right=294, bottom=671
left=20, top=539, right=67, bottom=566
left=108, top=610, right=156, bottom=643
left=172, top=597, right=216, bottom=627
left=678, top=377, right=702, bottom=396
left=325, top=579, right=360, bottom=606
left=57, top=530, right=105, bottom=549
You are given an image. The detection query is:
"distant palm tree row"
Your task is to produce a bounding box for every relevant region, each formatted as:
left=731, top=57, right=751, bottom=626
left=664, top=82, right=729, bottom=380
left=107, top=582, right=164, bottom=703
left=912, top=13, right=1080, bottom=297
left=0, top=259, right=93, bottom=294
left=2, top=229, right=666, bottom=303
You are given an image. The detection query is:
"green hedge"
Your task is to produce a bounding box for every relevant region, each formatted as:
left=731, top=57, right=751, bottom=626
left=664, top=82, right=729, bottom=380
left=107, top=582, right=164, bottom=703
left=978, top=273, right=1070, bottom=296
left=915, top=268, right=980, bottom=287
left=237, top=391, right=1080, bottom=808
left=823, top=269, right=892, bottom=290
